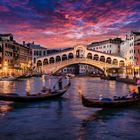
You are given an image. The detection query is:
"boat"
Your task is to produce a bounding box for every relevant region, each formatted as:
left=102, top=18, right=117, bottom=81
left=79, top=87, right=140, bottom=108
left=0, top=81, right=71, bottom=102
left=1, top=76, right=17, bottom=81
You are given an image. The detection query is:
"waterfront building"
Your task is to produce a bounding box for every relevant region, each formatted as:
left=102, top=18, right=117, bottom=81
left=88, top=38, right=122, bottom=55
left=0, top=33, right=32, bottom=76
left=120, top=31, right=140, bottom=65
left=27, top=42, right=48, bottom=66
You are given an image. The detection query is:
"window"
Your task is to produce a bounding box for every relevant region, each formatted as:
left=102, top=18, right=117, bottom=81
left=43, top=51, right=46, bottom=56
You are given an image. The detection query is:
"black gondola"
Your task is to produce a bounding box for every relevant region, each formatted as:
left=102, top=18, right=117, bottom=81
left=0, top=82, right=71, bottom=102
left=79, top=87, right=140, bottom=108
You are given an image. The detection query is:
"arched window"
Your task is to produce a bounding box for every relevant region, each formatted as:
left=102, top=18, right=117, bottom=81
left=112, top=59, right=118, bottom=65
left=37, top=60, right=42, bottom=67
left=62, top=54, right=67, bottom=61
left=93, top=54, right=99, bottom=60
left=68, top=53, right=74, bottom=59
left=119, top=60, right=125, bottom=67
left=100, top=56, right=105, bottom=62
left=49, top=57, right=55, bottom=64
left=87, top=53, right=92, bottom=59
left=43, top=59, right=48, bottom=65
left=56, top=56, right=61, bottom=62
left=106, top=57, right=111, bottom=64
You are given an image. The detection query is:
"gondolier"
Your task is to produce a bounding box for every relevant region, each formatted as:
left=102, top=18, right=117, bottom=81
left=58, top=77, right=63, bottom=90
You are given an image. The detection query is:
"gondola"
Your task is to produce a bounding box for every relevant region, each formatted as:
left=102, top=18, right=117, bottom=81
left=79, top=87, right=140, bottom=108
left=0, top=82, right=71, bottom=102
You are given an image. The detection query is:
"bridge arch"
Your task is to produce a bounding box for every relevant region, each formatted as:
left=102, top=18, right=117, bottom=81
left=112, top=59, right=118, bottom=65
left=93, top=54, right=99, bottom=60
left=56, top=56, right=61, bottom=62
left=43, top=59, right=48, bottom=65
left=53, top=62, right=105, bottom=74
left=106, top=57, right=111, bottom=64
left=87, top=53, right=92, bottom=59
left=100, top=55, right=105, bottom=62
left=49, top=57, right=55, bottom=64
left=68, top=53, right=74, bottom=59
left=36, top=44, right=126, bottom=74
left=119, top=60, right=125, bottom=67
left=37, top=60, right=42, bottom=66
left=62, top=54, right=67, bottom=61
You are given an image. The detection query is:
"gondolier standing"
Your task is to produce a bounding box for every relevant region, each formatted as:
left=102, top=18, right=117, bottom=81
left=58, top=77, right=63, bottom=90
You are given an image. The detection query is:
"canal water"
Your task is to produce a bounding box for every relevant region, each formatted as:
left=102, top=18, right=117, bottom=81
left=0, top=77, right=140, bottom=140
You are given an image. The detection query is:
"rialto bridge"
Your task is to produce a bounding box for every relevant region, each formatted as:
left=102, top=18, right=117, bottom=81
left=36, top=45, right=126, bottom=75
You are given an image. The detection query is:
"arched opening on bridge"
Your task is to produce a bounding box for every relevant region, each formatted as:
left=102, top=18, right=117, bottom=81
left=112, top=59, right=118, bottom=65
left=54, top=63, right=105, bottom=76
left=37, top=60, right=42, bottom=66
left=87, top=53, right=92, bottom=59
left=106, top=57, right=111, bottom=64
left=43, top=59, right=48, bottom=65
left=68, top=53, right=74, bottom=59
left=62, top=54, right=67, bottom=61
left=119, top=60, right=125, bottom=67
left=56, top=56, right=61, bottom=62
left=93, top=54, right=99, bottom=60
left=76, top=49, right=84, bottom=58
left=49, top=57, right=55, bottom=64
left=100, top=56, right=105, bottom=62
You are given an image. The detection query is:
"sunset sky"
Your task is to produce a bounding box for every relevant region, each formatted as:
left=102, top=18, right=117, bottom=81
left=0, top=0, right=139, bottom=48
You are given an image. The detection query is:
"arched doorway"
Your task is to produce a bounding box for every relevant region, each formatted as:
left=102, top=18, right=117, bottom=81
left=43, top=59, right=48, bottom=65
left=112, top=59, right=118, bottom=65
left=87, top=53, right=92, bottom=59
left=100, top=56, right=105, bottom=62
left=93, top=54, right=99, bottom=60
left=56, top=56, right=61, bottom=62
left=62, top=54, right=67, bottom=61
left=106, top=57, right=111, bottom=64
left=119, top=60, right=125, bottom=67
left=76, top=49, right=84, bottom=58
left=49, top=57, right=55, bottom=64
left=37, top=60, right=42, bottom=66
left=68, top=53, right=74, bottom=59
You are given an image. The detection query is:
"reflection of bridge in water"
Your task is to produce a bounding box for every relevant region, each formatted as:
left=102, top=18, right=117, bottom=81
left=35, top=45, right=125, bottom=75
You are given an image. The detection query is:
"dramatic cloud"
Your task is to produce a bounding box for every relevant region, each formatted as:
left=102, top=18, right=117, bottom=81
left=0, top=0, right=139, bottom=48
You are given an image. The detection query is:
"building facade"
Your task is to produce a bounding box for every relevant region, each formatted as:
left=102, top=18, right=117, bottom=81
left=27, top=42, right=48, bottom=66
left=0, top=34, right=32, bottom=76
left=120, top=31, right=140, bottom=65
left=88, top=38, right=122, bottom=55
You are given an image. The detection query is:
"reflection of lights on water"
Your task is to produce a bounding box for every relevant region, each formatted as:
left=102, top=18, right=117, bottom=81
left=0, top=105, right=13, bottom=116
left=42, top=75, right=46, bottom=87
left=25, top=79, right=31, bottom=93
left=48, top=78, right=51, bottom=88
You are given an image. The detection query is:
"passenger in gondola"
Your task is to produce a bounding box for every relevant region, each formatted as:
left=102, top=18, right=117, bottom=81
left=99, top=95, right=103, bottom=101
left=131, top=89, right=139, bottom=98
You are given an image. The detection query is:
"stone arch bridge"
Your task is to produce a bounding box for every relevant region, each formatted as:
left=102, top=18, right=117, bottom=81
left=36, top=45, right=126, bottom=74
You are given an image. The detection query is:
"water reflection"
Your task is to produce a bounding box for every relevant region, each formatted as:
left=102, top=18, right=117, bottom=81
left=0, top=77, right=140, bottom=140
